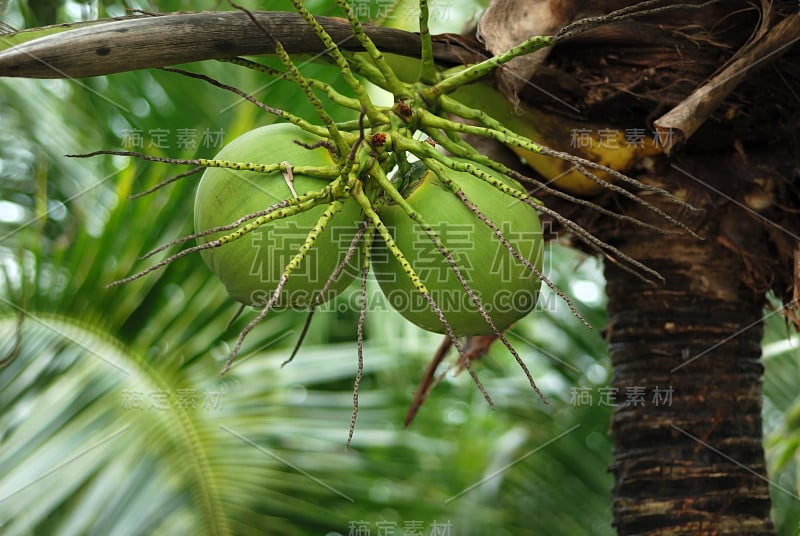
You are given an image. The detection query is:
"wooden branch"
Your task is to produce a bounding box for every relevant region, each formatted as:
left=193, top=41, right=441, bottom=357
left=0, top=11, right=487, bottom=79
left=653, top=12, right=800, bottom=154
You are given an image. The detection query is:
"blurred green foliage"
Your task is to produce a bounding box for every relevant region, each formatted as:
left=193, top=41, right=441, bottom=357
left=0, top=1, right=798, bottom=535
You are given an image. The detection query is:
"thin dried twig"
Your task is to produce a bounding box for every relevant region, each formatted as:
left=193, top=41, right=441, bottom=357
left=555, top=0, right=722, bottom=42
left=454, top=188, right=590, bottom=329
left=347, top=263, right=370, bottom=449
left=129, top=166, right=204, bottom=199
left=283, top=221, right=368, bottom=367
left=139, top=200, right=291, bottom=259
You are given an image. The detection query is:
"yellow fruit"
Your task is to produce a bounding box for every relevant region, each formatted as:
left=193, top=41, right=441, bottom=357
left=452, top=84, right=662, bottom=196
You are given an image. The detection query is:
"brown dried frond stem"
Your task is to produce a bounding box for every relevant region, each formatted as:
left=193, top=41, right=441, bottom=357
left=225, top=303, right=247, bottom=331
left=405, top=336, right=452, bottom=428
left=226, top=303, right=248, bottom=332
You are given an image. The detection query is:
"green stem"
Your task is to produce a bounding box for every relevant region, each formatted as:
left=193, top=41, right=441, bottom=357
left=437, top=94, right=698, bottom=216
left=391, top=132, right=541, bottom=206
left=369, top=163, right=504, bottom=335
left=223, top=199, right=347, bottom=373
left=421, top=34, right=554, bottom=100
left=222, top=57, right=364, bottom=112
left=216, top=191, right=333, bottom=248
left=419, top=153, right=664, bottom=283
left=289, top=0, right=382, bottom=126
left=335, top=118, right=383, bottom=132
left=342, top=51, right=389, bottom=89
left=350, top=182, right=428, bottom=296
left=419, top=108, right=547, bottom=158
left=68, top=151, right=340, bottom=178
left=284, top=199, right=346, bottom=280
left=350, top=179, right=494, bottom=408
left=200, top=161, right=338, bottom=177
left=271, top=39, right=349, bottom=157
left=425, top=127, right=675, bottom=238
left=336, top=0, right=410, bottom=98
left=417, top=0, right=437, bottom=84
left=107, top=188, right=337, bottom=288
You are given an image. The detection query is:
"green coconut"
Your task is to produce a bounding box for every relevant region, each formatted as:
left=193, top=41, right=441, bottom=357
left=372, top=160, right=543, bottom=335
left=194, top=123, right=362, bottom=308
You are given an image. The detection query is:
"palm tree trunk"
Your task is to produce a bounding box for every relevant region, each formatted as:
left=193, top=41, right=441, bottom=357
left=602, top=179, right=774, bottom=534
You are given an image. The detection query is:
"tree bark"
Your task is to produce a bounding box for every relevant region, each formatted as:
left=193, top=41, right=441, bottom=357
left=525, top=3, right=798, bottom=529
left=602, top=166, right=774, bottom=534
